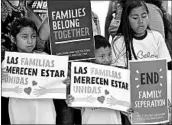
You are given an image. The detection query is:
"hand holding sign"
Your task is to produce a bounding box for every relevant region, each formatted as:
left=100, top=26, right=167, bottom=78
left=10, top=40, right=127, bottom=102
left=63, top=77, right=71, bottom=86
left=127, top=107, right=134, bottom=114
left=66, top=95, right=75, bottom=106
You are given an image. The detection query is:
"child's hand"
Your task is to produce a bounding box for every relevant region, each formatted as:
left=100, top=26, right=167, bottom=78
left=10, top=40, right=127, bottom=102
left=168, top=99, right=172, bottom=112
left=168, top=99, right=172, bottom=124
left=120, top=108, right=134, bottom=122
left=127, top=107, right=134, bottom=114
left=63, top=77, right=71, bottom=86
left=65, top=95, right=74, bottom=106
left=33, top=86, right=48, bottom=96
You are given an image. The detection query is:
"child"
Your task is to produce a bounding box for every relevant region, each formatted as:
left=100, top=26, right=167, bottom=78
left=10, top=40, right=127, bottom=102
left=2, top=18, right=56, bottom=124
left=66, top=35, right=131, bottom=124
left=111, top=0, right=171, bottom=123
left=111, top=0, right=171, bottom=68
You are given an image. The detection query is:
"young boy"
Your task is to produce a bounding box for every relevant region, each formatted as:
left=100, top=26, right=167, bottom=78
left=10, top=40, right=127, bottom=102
left=66, top=35, right=131, bottom=124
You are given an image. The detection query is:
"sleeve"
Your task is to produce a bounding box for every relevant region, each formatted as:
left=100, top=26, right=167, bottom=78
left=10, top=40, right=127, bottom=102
left=111, top=36, right=127, bottom=67
left=157, top=32, right=172, bottom=62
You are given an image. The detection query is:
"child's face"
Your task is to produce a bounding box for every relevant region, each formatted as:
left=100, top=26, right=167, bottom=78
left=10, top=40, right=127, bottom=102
left=94, top=46, right=112, bottom=65
left=128, top=6, right=149, bottom=37
left=15, top=27, right=36, bottom=53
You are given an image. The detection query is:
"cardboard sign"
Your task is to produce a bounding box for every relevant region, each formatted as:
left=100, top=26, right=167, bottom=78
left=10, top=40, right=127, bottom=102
left=2, top=51, right=68, bottom=99
left=129, top=59, right=169, bottom=124
left=70, top=62, right=130, bottom=112
left=47, top=0, right=95, bottom=61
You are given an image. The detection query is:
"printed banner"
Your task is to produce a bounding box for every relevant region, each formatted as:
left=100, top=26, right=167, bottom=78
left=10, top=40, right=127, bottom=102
left=27, top=0, right=47, bottom=21
left=129, top=59, right=169, bottom=124
left=70, top=62, right=130, bottom=112
left=47, top=0, right=95, bottom=61
left=2, top=51, right=68, bottom=99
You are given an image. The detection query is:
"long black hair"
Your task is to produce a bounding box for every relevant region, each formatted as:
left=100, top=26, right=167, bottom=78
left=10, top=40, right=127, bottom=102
left=10, top=18, right=38, bottom=52
left=118, top=0, right=172, bottom=58
left=113, top=0, right=149, bottom=67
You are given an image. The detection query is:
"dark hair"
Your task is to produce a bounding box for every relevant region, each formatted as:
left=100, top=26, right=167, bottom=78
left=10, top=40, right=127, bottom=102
left=115, top=0, right=148, bottom=63
left=143, top=0, right=162, bottom=8
left=10, top=18, right=38, bottom=51
left=10, top=18, right=38, bottom=38
left=119, top=0, right=162, bottom=9
left=94, top=35, right=111, bottom=50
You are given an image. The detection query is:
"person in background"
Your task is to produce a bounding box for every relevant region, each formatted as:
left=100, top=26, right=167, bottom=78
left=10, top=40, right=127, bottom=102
left=104, top=0, right=122, bottom=40
left=92, top=11, right=101, bottom=36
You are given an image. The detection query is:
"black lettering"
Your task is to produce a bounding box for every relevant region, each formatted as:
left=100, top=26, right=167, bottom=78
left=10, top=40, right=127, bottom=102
left=141, top=73, right=146, bottom=85
left=154, top=72, right=159, bottom=84
left=74, top=76, right=81, bottom=83
left=147, top=72, right=153, bottom=84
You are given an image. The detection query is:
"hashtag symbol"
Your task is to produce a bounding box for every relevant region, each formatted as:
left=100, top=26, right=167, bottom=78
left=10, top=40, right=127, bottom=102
left=32, top=1, right=37, bottom=8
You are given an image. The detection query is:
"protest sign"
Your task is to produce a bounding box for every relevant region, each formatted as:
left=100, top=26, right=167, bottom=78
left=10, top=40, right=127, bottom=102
left=69, top=62, right=130, bottom=112
left=27, top=0, right=47, bottom=21
left=2, top=51, right=68, bottom=99
left=129, top=59, right=169, bottom=124
left=47, top=0, right=95, bottom=61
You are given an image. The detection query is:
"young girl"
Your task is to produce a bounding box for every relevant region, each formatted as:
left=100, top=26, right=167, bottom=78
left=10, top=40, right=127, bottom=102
left=3, top=18, right=56, bottom=124
left=111, top=0, right=171, bottom=68
left=111, top=0, right=171, bottom=123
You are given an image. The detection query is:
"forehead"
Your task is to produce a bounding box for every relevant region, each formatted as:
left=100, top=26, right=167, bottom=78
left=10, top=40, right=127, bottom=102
left=95, top=47, right=111, bottom=55
left=129, top=6, right=147, bottom=15
left=19, top=27, right=36, bottom=34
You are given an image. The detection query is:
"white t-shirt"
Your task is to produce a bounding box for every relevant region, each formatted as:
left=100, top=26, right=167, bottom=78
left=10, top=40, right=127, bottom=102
left=82, top=108, right=121, bottom=124
left=111, top=30, right=171, bottom=67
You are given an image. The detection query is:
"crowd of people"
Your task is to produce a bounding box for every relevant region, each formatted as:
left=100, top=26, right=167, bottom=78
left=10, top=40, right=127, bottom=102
left=1, top=0, right=172, bottom=124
